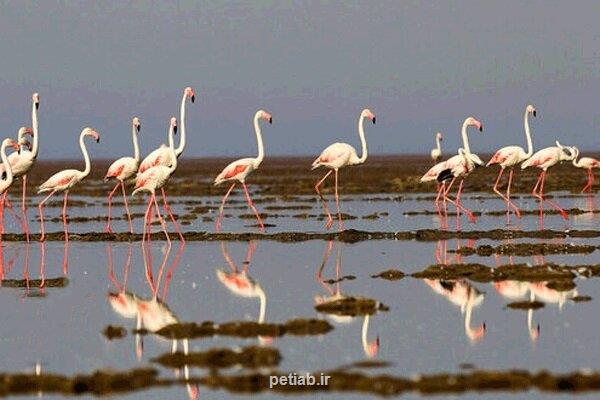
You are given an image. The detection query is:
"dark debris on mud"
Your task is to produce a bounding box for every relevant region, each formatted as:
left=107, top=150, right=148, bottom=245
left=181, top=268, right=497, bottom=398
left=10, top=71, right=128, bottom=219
left=1, top=277, right=68, bottom=288
left=152, top=346, right=281, bottom=370
left=102, top=325, right=127, bottom=340
left=506, top=301, right=546, bottom=310
left=453, top=243, right=598, bottom=257
left=141, top=318, right=333, bottom=340
left=315, top=296, right=389, bottom=317
left=371, top=269, right=406, bottom=281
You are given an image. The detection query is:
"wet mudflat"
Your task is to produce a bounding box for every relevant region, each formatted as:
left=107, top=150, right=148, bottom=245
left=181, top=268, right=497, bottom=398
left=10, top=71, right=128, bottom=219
left=0, top=157, right=598, bottom=399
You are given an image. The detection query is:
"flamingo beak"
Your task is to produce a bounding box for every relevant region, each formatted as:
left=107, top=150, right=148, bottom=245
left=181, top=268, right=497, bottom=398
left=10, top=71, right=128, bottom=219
left=479, top=125, right=483, bottom=132
left=191, top=94, right=195, bottom=103
left=174, top=125, right=178, bottom=134
left=136, top=124, right=141, bottom=133
left=533, top=110, right=537, bottom=117
left=268, top=117, right=272, bottom=124
left=35, top=102, right=39, bottom=110
left=372, top=116, right=376, bottom=124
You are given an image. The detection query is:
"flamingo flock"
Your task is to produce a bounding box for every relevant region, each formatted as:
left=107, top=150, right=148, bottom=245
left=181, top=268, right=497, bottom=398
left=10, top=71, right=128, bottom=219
left=0, top=91, right=598, bottom=240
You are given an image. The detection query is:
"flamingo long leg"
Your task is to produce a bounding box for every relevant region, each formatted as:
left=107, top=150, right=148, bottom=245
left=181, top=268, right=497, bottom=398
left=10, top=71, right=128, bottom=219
left=62, top=238, right=69, bottom=275
left=161, top=188, right=184, bottom=242
left=39, top=242, right=46, bottom=289
left=142, top=197, right=154, bottom=243
left=38, top=190, right=57, bottom=242
left=120, top=181, right=134, bottom=234
left=152, top=193, right=171, bottom=244
left=0, top=193, right=5, bottom=238
left=434, top=182, right=448, bottom=229
left=505, top=169, right=521, bottom=220
left=334, top=169, right=344, bottom=230
left=216, top=183, right=236, bottom=232
left=582, top=169, right=593, bottom=193
left=2, top=196, right=24, bottom=231
left=241, top=182, right=264, bottom=232
left=539, top=172, right=569, bottom=220
left=62, top=191, right=69, bottom=242
left=531, top=171, right=544, bottom=199
left=105, top=182, right=120, bottom=233
left=22, top=176, right=30, bottom=242
left=444, top=179, right=477, bottom=226
left=314, top=170, right=334, bottom=230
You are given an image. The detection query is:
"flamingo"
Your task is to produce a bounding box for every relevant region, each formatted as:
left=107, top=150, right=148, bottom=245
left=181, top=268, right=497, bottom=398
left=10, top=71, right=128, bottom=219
left=0, top=93, right=40, bottom=240
left=312, top=108, right=375, bottom=230
left=421, top=117, right=484, bottom=228
left=424, top=279, right=486, bottom=342
left=132, top=117, right=179, bottom=243
left=493, top=281, right=539, bottom=340
left=487, top=105, right=536, bottom=222
left=37, top=128, right=100, bottom=242
left=430, top=132, right=443, bottom=163
left=138, top=87, right=194, bottom=173
left=570, top=147, right=600, bottom=193
left=214, top=109, right=273, bottom=232
left=104, top=117, right=141, bottom=233
left=0, top=139, right=21, bottom=237
left=521, top=141, right=575, bottom=224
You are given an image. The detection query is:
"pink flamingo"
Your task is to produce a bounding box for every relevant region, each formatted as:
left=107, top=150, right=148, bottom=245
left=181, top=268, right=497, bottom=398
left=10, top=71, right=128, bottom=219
left=493, top=281, right=539, bottom=340
left=0, top=139, right=22, bottom=237
left=421, top=117, right=484, bottom=228
left=570, top=147, right=600, bottom=193
left=0, top=93, right=40, bottom=240
left=214, top=109, right=273, bottom=232
left=521, top=141, right=575, bottom=224
left=104, top=117, right=141, bottom=233
left=138, top=87, right=194, bottom=174
left=430, top=132, right=443, bottom=163
left=132, top=117, right=180, bottom=243
left=37, top=128, right=100, bottom=241
left=312, top=108, right=376, bottom=230
left=487, top=105, right=536, bottom=222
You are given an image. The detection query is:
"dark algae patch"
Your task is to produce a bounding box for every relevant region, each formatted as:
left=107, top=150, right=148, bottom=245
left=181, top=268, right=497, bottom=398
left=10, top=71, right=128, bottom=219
left=452, top=243, right=598, bottom=257
left=102, top=325, right=127, bottom=340
left=371, top=269, right=405, bottom=281
left=571, top=295, right=593, bottom=302
left=1, top=277, right=68, bottom=288
left=152, top=346, right=281, bottom=369
left=145, top=318, right=333, bottom=340
left=315, top=296, right=389, bottom=317
left=506, top=301, right=546, bottom=310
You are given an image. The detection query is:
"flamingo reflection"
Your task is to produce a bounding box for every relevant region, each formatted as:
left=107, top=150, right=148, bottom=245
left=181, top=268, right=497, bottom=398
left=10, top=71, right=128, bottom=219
left=424, top=279, right=486, bottom=342
left=216, top=241, right=272, bottom=345
left=314, top=241, right=379, bottom=358
left=494, top=281, right=539, bottom=340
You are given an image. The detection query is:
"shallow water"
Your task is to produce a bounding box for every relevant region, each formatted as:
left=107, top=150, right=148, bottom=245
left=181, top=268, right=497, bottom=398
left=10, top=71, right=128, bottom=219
left=0, top=192, right=598, bottom=399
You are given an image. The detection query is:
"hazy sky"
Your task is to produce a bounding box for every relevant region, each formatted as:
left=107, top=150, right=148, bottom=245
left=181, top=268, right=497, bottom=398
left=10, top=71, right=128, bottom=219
left=1, top=1, right=599, bottom=159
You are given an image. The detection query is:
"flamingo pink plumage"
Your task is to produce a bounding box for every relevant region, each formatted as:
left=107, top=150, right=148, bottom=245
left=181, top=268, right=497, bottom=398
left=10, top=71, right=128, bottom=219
left=104, top=117, right=141, bottom=233
left=521, top=141, right=575, bottom=225
left=138, top=87, right=194, bottom=174
left=0, top=93, right=40, bottom=241
left=487, top=105, right=536, bottom=223
left=132, top=117, right=181, bottom=244
left=214, top=109, right=272, bottom=232
left=571, top=147, right=600, bottom=193
left=37, top=128, right=100, bottom=241
left=0, top=139, right=22, bottom=238
left=312, top=108, right=375, bottom=230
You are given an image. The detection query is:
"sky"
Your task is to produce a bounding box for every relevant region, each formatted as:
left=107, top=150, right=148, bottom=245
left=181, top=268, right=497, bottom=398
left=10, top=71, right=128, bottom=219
left=0, top=1, right=599, bottom=159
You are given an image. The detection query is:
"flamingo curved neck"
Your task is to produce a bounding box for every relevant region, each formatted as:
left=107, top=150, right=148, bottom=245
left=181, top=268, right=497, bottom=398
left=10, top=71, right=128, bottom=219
left=176, top=93, right=187, bottom=157
left=460, top=120, right=471, bottom=154
left=572, top=151, right=582, bottom=167
left=435, top=136, right=441, bottom=152
left=361, top=314, right=370, bottom=348
left=79, top=133, right=92, bottom=178
left=524, top=110, right=533, bottom=157
left=32, top=99, right=39, bottom=158
left=167, top=126, right=178, bottom=173
left=132, top=124, right=140, bottom=162
left=0, top=142, right=13, bottom=185
left=356, top=115, right=368, bottom=164
left=253, top=114, right=265, bottom=166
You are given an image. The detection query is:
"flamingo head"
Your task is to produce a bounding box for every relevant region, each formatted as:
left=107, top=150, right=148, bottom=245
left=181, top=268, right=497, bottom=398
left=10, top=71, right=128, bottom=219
left=466, top=117, right=483, bottom=132
left=529, top=323, right=540, bottom=341
left=570, top=146, right=580, bottom=160
left=526, top=104, right=537, bottom=117
left=184, top=86, right=195, bottom=103
left=132, top=117, right=141, bottom=133
left=468, top=322, right=487, bottom=342
left=258, top=109, right=273, bottom=124
left=362, top=108, right=376, bottom=124
left=3, top=139, right=20, bottom=152
left=32, top=92, right=40, bottom=109
left=436, top=132, right=443, bottom=141
left=83, top=127, right=100, bottom=143
left=170, top=117, right=178, bottom=134
left=556, top=141, right=575, bottom=161
left=17, top=126, right=34, bottom=142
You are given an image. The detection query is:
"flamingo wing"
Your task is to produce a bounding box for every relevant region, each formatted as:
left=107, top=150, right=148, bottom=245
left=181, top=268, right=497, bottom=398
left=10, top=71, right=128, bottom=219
left=214, top=158, right=254, bottom=184
left=139, top=147, right=172, bottom=173
left=38, top=169, right=79, bottom=193
left=312, top=143, right=353, bottom=169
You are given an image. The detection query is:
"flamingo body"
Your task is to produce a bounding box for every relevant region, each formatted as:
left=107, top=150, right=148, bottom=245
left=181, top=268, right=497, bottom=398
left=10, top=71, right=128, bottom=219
left=487, top=145, right=528, bottom=168
left=106, top=157, right=139, bottom=182
left=38, top=169, right=82, bottom=193
left=521, top=146, right=565, bottom=171
left=311, top=142, right=358, bottom=170
left=214, top=157, right=256, bottom=185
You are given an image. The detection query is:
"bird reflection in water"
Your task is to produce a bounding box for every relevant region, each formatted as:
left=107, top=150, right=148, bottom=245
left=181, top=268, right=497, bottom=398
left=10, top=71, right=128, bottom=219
left=106, top=242, right=198, bottom=399
left=424, top=278, right=487, bottom=342
left=216, top=241, right=273, bottom=345
left=314, top=241, right=379, bottom=358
